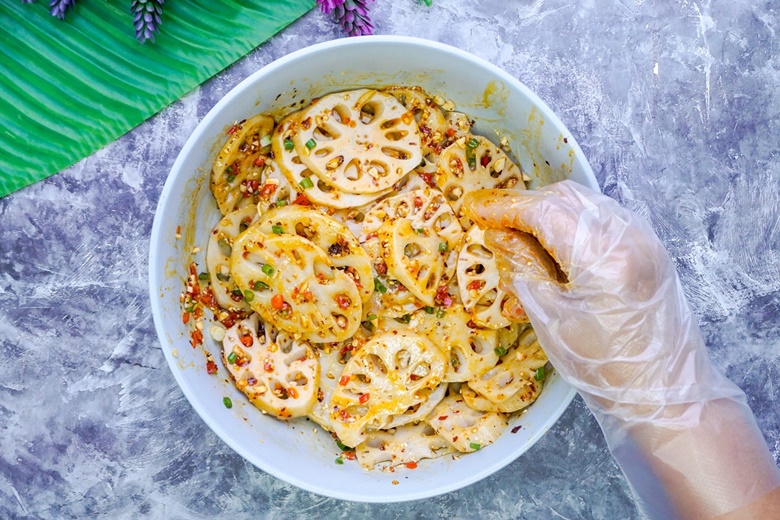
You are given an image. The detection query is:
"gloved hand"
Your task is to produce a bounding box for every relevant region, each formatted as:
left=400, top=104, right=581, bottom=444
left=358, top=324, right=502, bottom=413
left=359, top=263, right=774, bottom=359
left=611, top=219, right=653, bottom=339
left=462, top=180, right=780, bottom=520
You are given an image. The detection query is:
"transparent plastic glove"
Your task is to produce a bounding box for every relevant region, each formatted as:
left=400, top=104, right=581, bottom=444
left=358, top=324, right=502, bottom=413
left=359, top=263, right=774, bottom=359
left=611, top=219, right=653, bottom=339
left=462, top=180, right=780, bottom=520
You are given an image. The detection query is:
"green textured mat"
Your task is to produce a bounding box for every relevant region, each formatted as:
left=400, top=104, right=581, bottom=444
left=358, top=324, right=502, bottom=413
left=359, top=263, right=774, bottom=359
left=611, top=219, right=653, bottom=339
left=0, top=0, right=314, bottom=198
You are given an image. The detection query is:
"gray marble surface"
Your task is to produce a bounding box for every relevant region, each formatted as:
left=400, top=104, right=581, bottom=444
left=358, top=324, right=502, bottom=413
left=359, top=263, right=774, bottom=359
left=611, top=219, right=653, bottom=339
left=1, top=0, right=778, bottom=518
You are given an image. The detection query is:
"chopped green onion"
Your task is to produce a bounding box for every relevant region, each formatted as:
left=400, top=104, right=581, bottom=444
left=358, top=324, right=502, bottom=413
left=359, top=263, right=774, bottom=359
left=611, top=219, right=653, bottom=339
left=450, top=357, right=460, bottom=367
left=198, top=272, right=209, bottom=281
left=261, top=264, right=275, bottom=276
left=226, top=174, right=236, bottom=183
left=424, top=306, right=435, bottom=314
left=253, top=280, right=269, bottom=291
left=299, top=177, right=314, bottom=190
left=335, top=457, right=344, bottom=465
left=535, top=366, right=546, bottom=381
left=494, top=346, right=508, bottom=357
left=276, top=200, right=287, bottom=207
left=436, top=308, right=446, bottom=319
left=284, top=138, right=294, bottom=151
left=243, top=290, right=255, bottom=302
left=361, top=321, right=375, bottom=332
left=336, top=439, right=350, bottom=451
left=260, top=135, right=272, bottom=148
left=216, top=272, right=230, bottom=282
left=305, top=138, right=317, bottom=150
left=364, top=314, right=378, bottom=321
left=395, top=314, right=411, bottom=324
left=184, top=304, right=195, bottom=313
left=438, top=242, right=448, bottom=252
left=271, top=225, right=284, bottom=234
left=469, top=442, right=481, bottom=451
left=227, top=352, right=237, bottom=364
left=416, top=228, right=425, bottom=235
left=374, top=277, right=387, bottom=294
left=467, top=137, right=480, bottom=149
left=223, top=397, right=233, bottom=409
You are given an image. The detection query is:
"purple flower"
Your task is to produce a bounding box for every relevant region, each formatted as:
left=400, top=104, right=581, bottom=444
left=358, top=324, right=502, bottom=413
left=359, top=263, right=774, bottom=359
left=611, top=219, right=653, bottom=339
left=131, top=0, right=165, bottom=44
left=317, top=0, right=345, bottom=15
left=49, top=0, right=76, bottom=20
left=334, top=0, right=374, bottom=37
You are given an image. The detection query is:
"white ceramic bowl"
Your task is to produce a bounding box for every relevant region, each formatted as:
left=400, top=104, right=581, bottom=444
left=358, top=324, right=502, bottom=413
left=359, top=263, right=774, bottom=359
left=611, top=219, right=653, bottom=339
left=149, top=36, right=596, bottom=502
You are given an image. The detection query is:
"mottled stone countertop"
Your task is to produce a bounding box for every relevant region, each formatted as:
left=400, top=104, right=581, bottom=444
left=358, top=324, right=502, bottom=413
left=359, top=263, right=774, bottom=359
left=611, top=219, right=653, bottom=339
left=1, top=1, right=778, bottom=518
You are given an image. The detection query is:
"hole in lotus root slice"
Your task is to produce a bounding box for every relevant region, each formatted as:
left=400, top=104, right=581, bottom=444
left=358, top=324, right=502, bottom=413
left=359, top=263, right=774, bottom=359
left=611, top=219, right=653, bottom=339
left=210, top=113, right=275, bottom=215
left=434, top=134, right=525, bottom=225
left=292, top=89, right=422, bottom=195
left=271, top=114, right=390, bottom=209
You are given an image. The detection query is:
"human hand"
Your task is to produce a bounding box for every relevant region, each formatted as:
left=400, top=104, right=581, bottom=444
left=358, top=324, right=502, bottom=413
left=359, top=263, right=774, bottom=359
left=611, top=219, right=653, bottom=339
left=462, top=180, right=780, bottom=519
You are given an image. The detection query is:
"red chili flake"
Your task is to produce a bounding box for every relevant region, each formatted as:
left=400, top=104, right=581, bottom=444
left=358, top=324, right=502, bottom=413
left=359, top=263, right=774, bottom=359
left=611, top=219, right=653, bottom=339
left=376, top=261, right=388, bottom=276
left=193, top=307, right=204, bottom=320
left=452, top=436, right=459, bottom=442
left=288, top=387, right=299, bottom=399
left=359, top=393, right=370, bottom=404
left=293, top=193, right=312, bottom=206
left=264, top=362, right=274, bottom=372
left=226, top=124, right=238, bottom=135
left=511, top=425, right=522, bottom=434
left=239, top=335, right=253, bottom=347
left=339, top=375, right=350, bottom=386
left=243, top=179, right=260, bottom=197
left=480, top=155, right=491, bottom=167
left=336, top=295, right=352, bottom=310
left=259, top=182, right=278, bottom=198
left=467, top=280, right=483, bottom=291
left=413, top=196, right=423, bottom=209
left=342, top=450, right=357, bottom=460
left=434, top=285, right=453, bottom=307
left=446, top=127, right=456, bottom=138
left=563, top=137, right=569, bottom=144
left=438, top=416, right=448, bottom=421
left=206, top=360, right=218, bottom=374
left=467, top=320, right=478, bottom=329
left=190, top=329, right=203, bottom=348
left=410, top=374, right=421, bottom=381
left=253, top=157, right=266, bottom=168
left=405, top=461, right=418, bottom=469
left=364, top=232, right=377, bottom=241
left=418, top=171, right=435, bottom=187
left=339, top=409, right=351, bottom=420
left=181, top=311, right=190, bottom=324
left=199, top=286, right=219, bottom=309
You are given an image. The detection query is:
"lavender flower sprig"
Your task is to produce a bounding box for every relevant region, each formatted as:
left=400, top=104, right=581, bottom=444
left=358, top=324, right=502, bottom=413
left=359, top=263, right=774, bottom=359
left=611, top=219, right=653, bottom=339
left=317, top=0, right=345, bottom=15
left=131, top=0, right=164, bottom=44
left=50, top=0, right=76, bottom=20
left=334, top=0, right=374, bottom=37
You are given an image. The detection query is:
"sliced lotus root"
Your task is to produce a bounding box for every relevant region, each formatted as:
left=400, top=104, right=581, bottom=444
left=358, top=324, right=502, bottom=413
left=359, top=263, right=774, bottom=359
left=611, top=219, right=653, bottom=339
left=206, top=204, right=260, bottom=312
left=457, top=226, right=516, bottom=329
left=253, top=205, right=373, bottom=303
left=435, top=134, right=524, bottom=222
left=271, top=114, right=390, bottom=209
left=384, top=86, right=447, bottom=156
left=427, top=393, right=508, bottom=453
left=211, top=113, right=275, bottom=215
left=468, top=326, right=548, bottom=404
left=460, top=381, right=542, bottom=414
left=255, top=159, right=295, bottom=214
left=222, top=314, right=319, bottom=419
left=329, top=332, right=448, bottom=447
left=230, top=228, right=362, bottom=343
left=361, top=188, right=464, bottom=306
left=292, top=89, right=423, bottom=195
left=415, top=305, right=500, bottom=383
left=363, top=278, right=425, bottom=319
left=308, top=346, right=344, bottom=432
left=355, top=421, right=455, bottom=470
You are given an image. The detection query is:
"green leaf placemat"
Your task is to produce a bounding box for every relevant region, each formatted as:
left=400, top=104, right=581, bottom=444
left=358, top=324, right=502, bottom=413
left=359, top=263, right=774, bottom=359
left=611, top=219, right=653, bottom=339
left=0, top=0, right=315, bottom=198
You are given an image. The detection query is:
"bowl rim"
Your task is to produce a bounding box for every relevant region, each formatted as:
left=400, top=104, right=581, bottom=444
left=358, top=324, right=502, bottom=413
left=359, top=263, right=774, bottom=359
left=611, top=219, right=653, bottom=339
left=150, top=35, right=591, bottom=502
